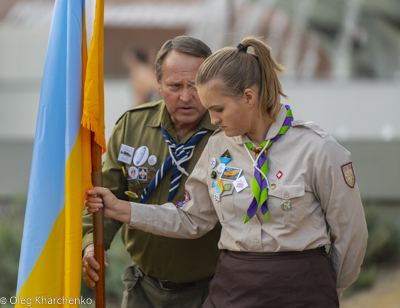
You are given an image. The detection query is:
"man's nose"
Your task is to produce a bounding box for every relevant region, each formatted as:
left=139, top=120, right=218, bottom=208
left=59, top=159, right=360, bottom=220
left=180, top=87, right=193, bottom=102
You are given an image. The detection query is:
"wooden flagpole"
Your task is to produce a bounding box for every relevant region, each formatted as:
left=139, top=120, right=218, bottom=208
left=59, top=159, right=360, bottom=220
left=91, top=131, right=106, bottom=308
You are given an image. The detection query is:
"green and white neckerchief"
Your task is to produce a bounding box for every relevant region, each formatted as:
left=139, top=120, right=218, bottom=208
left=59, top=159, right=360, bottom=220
left=243, top=105, right=293, bottom=223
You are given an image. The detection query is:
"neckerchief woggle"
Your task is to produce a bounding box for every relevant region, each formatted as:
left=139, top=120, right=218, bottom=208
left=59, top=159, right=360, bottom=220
left=244, top=105, right=293, bottom=223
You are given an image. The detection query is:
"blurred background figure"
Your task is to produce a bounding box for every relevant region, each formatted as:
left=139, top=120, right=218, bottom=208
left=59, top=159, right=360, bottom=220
left=122, top=45, right=161, bottom=107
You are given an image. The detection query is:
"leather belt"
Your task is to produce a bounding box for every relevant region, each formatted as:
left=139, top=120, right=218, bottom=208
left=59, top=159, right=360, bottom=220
left=148, top=276, right=201, bottom=290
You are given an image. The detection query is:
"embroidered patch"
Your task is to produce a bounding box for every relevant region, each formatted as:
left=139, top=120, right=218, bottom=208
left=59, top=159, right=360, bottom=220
left=220, top=149, right=232, bottom=165
left=124, top=191, right=138, bottom=199
left=341, top=162, right=355, bottom=188
left=138, top=167, right=148, bottom=181
left=128, top=179, right=142, bottom=191
left=148, top=168, right=156, bottom=181
left=276, top=171, right=283, bottom=179
left=214, top=179, right=224, bottom=195
left=233, top=176, right=248, bottom=192
left=175, top=190, right=191, bottom=207
left=224, top=183, right=232, bottom=191
left=220, top=167, right=242, bottom=181
left=118, top=144, right=135, bottom=164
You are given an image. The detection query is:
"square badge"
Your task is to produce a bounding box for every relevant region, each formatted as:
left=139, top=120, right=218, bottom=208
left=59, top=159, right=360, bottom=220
left=220, top=166, right=242, bottom=181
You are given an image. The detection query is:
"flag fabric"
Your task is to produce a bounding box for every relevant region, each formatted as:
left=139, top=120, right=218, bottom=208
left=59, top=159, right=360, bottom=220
left=16, top=0, right=105, bottom=305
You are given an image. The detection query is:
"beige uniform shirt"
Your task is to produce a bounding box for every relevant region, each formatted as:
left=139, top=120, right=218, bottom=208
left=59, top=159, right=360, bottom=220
left=130, top=104, right=368, bottom=297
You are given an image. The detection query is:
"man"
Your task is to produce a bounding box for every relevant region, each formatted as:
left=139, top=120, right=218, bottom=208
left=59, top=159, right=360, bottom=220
left=82, top=36, right=221, bottom=308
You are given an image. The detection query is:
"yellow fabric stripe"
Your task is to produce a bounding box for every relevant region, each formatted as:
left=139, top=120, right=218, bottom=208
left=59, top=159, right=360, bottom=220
left=16, top=125, right=91, bottom=306
left=217, top=179, right=224, bottom=192
left=81, top=0, right=106, bottom=153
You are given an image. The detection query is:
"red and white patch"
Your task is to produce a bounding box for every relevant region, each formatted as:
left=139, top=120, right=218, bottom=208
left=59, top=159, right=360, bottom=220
left=276, top=171, right=283, bottom=179
left=175, top=190, right=191, bottom=208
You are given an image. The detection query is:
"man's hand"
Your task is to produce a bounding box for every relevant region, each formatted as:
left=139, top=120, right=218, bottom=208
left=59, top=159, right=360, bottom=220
left=86, top=187, right=131, bottom=224
left=82, top=244, right=109, bottom=289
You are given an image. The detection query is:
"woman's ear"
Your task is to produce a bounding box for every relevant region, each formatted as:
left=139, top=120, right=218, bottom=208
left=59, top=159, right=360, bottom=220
left=243, top=88, right=257, bottom=107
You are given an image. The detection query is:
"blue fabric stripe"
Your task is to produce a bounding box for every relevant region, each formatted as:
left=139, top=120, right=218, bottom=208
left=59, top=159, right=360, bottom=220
left=17, top=0, right=84, bottom=295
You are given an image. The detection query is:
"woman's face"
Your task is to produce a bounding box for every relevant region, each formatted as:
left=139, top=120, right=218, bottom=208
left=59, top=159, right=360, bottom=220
left=198, top=82, right=252, bottom=137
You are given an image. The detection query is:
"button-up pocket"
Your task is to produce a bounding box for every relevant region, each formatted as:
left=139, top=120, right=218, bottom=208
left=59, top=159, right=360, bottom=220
left=210, top=180, right=237, bottom=223
left=268, top=183, right=305, bottom=225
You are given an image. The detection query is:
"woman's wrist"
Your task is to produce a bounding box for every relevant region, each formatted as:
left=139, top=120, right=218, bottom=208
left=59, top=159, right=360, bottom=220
left=110, top=199, right=131, bottom=224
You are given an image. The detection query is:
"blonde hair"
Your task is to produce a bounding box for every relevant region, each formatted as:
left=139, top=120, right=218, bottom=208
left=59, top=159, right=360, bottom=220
left=196, top=36, right=287, bottom=120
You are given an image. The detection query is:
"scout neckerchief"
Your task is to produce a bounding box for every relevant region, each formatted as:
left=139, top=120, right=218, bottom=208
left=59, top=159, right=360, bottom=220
left=243, top=105, right=293, bottom=223
left=140, top=126, right=207, bottom=203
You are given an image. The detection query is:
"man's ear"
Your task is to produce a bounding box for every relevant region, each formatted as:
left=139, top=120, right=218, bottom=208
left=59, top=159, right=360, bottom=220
left=155, top=72, right=161, bottom=92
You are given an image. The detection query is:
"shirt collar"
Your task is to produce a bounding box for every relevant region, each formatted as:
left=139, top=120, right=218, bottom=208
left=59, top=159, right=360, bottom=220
left=235, top=104, right=287, bottom=145
left=147, top=100, right=217, bottom=143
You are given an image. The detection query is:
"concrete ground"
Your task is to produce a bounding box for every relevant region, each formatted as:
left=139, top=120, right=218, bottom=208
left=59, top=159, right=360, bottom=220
left=340, top=265, right=400, bottom=308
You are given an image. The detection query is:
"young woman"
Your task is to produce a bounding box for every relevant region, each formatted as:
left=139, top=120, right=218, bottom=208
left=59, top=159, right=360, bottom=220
left=86, top=36, right=367, bottom=308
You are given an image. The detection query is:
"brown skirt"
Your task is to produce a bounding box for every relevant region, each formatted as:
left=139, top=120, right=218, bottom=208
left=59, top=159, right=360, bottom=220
left=203, top=248, right=339, bottom=308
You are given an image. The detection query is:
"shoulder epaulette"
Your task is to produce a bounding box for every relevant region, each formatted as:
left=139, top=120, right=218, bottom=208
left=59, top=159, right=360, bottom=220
left=291, top=120, right=329, bottom=139
left=115, top=100, right=163, bottom=124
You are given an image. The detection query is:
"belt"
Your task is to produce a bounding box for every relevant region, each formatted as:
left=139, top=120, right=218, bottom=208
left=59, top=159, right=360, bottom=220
left=148, top=276, right=197, bottom=290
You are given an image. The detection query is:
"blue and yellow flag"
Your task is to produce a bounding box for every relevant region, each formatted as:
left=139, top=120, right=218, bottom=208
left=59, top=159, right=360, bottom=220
left=16, top=0, right=105, bottom=305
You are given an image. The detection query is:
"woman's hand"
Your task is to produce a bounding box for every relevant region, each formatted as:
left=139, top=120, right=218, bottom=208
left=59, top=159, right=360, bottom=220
left=86, top=187, right=131, bottom=224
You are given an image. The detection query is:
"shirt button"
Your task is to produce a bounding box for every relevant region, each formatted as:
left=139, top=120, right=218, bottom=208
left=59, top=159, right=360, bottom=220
left=157, top=241, right=162, bottom=247
left=167, top=181, right=171, bottom=185
left=270, top=184, right=276, bottom=190
left=157, top=268, right=162, bottom=274
left=250, top=192, right=254, bottom=197
left=254, top=238, right=259, bottom=243
left=283, top=191, right=290, bottom=199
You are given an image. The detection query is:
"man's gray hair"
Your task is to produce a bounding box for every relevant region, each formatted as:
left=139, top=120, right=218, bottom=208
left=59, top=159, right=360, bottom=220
left=155, top=36, right=212, bottom=81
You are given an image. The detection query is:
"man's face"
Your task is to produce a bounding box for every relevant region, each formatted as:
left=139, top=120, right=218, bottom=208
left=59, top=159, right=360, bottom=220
left=157, top=50, right=207, bottom=128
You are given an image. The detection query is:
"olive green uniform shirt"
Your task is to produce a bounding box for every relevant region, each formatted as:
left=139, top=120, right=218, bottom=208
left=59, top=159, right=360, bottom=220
left=82, top=101, right=221, bottom=283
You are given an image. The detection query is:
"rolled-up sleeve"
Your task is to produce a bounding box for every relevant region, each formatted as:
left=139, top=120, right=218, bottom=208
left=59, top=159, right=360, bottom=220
left=313, top=137, right=368, bottom=298
left=129, top=141, right=219, bottom=239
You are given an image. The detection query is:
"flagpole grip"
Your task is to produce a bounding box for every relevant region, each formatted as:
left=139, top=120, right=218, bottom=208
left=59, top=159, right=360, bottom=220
left=91, top=132, right=106, bottom=308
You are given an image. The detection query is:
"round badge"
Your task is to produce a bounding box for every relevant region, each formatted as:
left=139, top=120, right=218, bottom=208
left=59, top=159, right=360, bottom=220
left=214, top=193, right=220, bottom=202
left=148, top=155, right=157, bottom=166
left=217, top=163, right=226, bottom=173
left=210, top=158, right=217, bottom=169
left=210, top=171, right=217, bottom=179
left=133, top=146, right=149, bottom=166
left=128, top=166, right=138, bottom=179
left=281, top=201, right=291, bottom=211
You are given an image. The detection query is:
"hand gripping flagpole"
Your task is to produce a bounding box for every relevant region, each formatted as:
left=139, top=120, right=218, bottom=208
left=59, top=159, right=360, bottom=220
left=83, top=0, right=106, bottom=306
left=91, top=132, right=106, bottom=308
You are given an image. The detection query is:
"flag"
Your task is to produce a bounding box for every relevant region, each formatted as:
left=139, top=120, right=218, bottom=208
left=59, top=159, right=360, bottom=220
left=16, top=0, right=105, bottom=305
